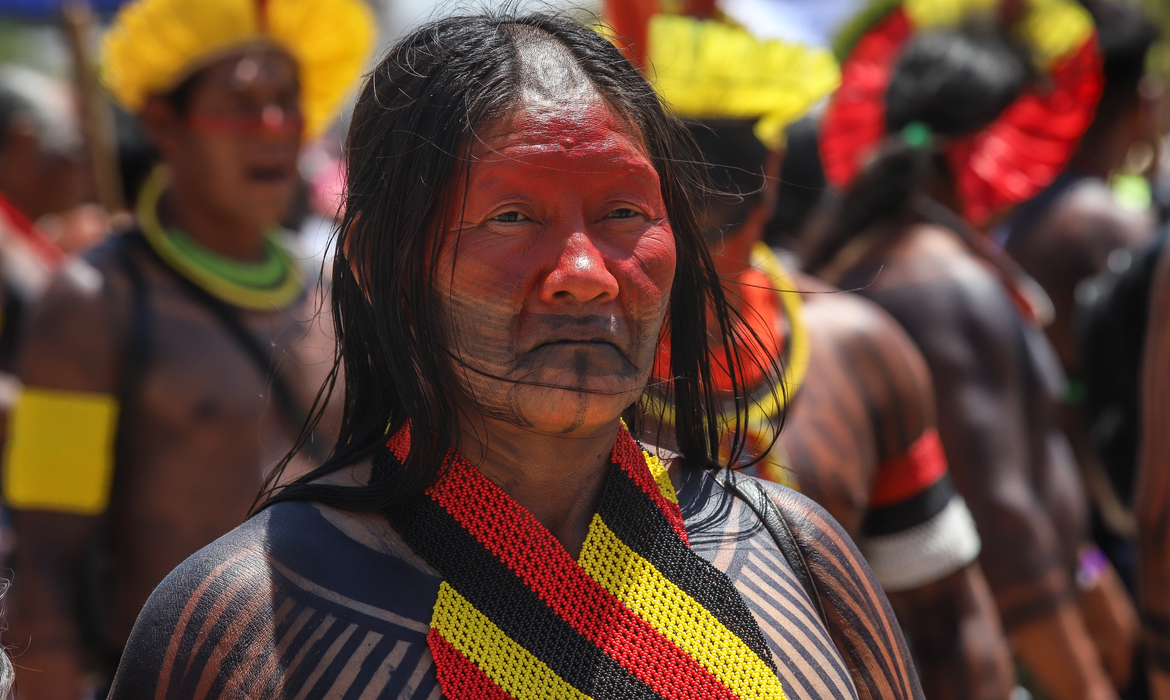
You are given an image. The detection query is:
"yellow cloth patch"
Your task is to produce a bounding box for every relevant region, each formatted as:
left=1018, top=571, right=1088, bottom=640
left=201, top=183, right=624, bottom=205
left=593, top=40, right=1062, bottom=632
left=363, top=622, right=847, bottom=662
left=580, top=515, right=787, bottom=700
left=432, top=582, right=589, bottom=700
left=4, top=388, right=118, bottom=515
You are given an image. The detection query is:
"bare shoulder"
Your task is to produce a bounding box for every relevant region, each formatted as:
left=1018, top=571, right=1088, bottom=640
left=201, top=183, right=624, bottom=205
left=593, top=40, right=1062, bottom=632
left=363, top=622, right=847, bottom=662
left=849, top=237, right=1021, bottom=368
left=19, top=239, right=132, bottom=391
left=796, top=273, right=933, bottom=395
left=674, top=466, right=923, bottom=700
left=757, top=480, right=924, bottom=700
left=109, top=500, right=442, bottom=700
left=1045, top=180, right=1154, bottom=252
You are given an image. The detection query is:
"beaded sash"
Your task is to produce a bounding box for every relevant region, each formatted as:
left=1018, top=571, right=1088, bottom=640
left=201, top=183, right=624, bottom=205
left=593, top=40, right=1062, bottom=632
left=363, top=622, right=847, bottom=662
left=375, top=425, right=787, bottom=700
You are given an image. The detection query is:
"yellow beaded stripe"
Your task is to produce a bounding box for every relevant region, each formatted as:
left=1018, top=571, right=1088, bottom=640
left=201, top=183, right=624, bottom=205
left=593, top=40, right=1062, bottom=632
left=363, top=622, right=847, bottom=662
left=645, top=450, right=678, bottom=505
left=432, top=582, right=590, bottom=700
left=579, top=515, right=788, bottom=700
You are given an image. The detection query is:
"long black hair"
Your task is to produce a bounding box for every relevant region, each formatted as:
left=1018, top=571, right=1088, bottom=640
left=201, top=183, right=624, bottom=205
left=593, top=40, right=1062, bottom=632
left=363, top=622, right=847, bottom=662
left=805, top=26, right=1031, bottom=273
left=256, top=12, right=776, bottom=514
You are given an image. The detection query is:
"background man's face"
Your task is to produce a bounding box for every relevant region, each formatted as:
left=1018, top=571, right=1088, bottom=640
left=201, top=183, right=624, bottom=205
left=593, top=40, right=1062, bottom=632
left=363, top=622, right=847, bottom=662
left=147, top=48, right=302, bottom=232
left=435, top=94, right=676, bottom=436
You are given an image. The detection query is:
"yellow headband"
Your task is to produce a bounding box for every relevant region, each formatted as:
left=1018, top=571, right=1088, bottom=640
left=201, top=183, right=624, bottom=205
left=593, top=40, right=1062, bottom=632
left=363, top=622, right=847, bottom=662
left=101, top=0, right=375, bottom=139
left=646, top=15, right=841, bottom=149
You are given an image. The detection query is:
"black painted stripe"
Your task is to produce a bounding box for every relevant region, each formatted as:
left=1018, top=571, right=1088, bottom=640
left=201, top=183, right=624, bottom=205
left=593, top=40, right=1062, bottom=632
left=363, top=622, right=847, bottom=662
left=861, top=475, right=956, bottom=537
left=802, top=524, right=915, bottom=698
left=742, top=553, right=854, bottom=688
left=597, top=457, right=777, bottom=673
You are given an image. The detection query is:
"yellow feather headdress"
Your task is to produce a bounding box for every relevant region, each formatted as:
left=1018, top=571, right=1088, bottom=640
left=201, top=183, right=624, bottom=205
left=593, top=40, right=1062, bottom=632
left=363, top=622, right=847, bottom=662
left=101, top=0, right=375, bottom=138
left=646, top=14, right=841, bottom=149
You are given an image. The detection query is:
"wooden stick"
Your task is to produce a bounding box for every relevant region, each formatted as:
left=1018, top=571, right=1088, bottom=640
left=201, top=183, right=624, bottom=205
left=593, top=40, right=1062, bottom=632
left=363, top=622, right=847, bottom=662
left=61, top=0, right=125, bottom=215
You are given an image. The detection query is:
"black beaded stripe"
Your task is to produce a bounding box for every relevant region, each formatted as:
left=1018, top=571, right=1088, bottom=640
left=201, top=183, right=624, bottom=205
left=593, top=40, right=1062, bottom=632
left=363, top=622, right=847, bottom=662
left=374, top=449, right=666, bottom=700
left=597, top=455, right=778, bottom=674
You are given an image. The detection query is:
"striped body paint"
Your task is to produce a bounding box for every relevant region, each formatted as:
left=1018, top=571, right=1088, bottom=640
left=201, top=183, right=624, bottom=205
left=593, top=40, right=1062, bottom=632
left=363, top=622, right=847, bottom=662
left=107, top=443, right=921, bottom=700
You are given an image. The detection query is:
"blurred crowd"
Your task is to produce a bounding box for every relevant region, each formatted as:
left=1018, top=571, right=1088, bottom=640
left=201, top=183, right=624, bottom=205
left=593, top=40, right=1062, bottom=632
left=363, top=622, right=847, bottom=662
left=0, top=0, right=1168, bottom=698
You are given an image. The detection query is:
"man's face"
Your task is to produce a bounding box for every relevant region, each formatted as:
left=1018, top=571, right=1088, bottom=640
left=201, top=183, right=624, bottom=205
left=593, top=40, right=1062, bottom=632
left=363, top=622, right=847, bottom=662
left=435, top=95, right=675, bottom=436
left=148, top=49, right=302, bottom=231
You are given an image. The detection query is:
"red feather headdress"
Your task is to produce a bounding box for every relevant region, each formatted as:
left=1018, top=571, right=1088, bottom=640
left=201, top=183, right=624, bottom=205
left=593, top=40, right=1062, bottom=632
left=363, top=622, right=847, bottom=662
left=820, top=0, right=1104, bottom=225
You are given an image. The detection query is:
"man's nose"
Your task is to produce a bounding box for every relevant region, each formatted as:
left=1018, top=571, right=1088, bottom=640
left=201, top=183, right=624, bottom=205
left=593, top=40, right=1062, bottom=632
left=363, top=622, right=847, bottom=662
left=540, top=231, right=620, bottom=304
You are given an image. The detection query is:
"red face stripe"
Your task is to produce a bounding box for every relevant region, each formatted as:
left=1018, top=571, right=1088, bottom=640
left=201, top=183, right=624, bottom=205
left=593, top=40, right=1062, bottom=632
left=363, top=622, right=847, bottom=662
left=428, top=630, right=519, bottom=700
left=426, top=446, right=742, bottom=700
left=611, top=432, right=689, bottom=544
left=868, top=429, right=949, bottom=508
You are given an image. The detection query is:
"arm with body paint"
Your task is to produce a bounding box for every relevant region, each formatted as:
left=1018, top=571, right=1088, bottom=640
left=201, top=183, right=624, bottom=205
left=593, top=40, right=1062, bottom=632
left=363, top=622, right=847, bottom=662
left=761, top=483, right=924, bottom=700
left=1137, top=245, right=1170, bottom=699
left=4, top=253, right=128, bottom=700
left=866, top=265, right=1115, bottom=700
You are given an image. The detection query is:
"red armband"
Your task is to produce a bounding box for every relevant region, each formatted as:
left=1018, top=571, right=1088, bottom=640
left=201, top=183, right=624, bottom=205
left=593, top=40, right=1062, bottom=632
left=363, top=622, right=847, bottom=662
left=869, top=429, right=948, bottom=508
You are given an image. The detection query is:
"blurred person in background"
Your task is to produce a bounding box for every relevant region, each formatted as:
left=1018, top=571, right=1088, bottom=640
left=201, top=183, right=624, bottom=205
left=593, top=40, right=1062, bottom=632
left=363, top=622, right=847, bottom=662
left=639, top=14, right=1012, bottom=698
left=1002, top=2, right=1160, bottom=610
left=1002, top=1, right=1159, bottom=378
left=1136, top=225, right=1170, bottom=699
left=0, top=67, right=80, bottom=421
left=0, top=0, right=372, bottom=697
left=807, top=2, right=1134, bottom=698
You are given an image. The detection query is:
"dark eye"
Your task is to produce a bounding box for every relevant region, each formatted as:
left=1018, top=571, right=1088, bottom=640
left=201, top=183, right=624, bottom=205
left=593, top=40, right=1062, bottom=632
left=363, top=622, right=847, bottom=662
left=607, top=208, right=638, bottom=219
left=492, top=211, right=526, bottom=223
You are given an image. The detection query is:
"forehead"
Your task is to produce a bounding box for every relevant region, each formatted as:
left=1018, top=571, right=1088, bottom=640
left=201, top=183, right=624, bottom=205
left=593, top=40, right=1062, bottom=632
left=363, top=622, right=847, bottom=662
left=194, top=48, right=299, bottom=97
left=472, top=95, right=647, bottom=168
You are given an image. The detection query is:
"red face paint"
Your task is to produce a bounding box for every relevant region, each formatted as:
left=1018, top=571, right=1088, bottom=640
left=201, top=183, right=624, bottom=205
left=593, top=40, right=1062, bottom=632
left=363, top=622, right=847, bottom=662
left=435, top=96, right=676, bottom=436
left=186, top=105, right=304, bottom=137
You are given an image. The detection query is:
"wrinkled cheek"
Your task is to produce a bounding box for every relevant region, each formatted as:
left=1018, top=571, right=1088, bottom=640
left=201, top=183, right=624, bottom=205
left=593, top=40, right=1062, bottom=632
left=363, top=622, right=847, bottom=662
left=439, top=247, right=528, bottom=370
left=633, top=223, right=676, bottom=314
left=624, top=224, right=676, bottom=360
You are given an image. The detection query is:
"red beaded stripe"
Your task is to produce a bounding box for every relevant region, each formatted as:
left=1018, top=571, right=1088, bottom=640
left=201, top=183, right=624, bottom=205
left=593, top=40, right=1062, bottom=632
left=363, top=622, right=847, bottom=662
left=428, top=630, right=518, bottom=700
left=611, top=432, right=689, bottom=544
left=428, top=453, right=742, bottom=700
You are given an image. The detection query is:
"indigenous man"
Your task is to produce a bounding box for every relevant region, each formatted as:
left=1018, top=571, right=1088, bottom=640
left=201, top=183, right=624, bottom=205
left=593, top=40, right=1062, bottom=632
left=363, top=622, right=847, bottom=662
left=0, top=67, right=81, bottom=418
left=639, top=16, right=1011, bottom=698
left=2, top=0, right=372, bottom=697
left=1002, top=0, right=1159, bottom=383
left=1137, top=236, right=1170, bottom=699
left=809, top=3, right=1130, bottom=698
left=1001, top=3, right=1159, bottom=599
left=109, top=14, right=924, bottom=700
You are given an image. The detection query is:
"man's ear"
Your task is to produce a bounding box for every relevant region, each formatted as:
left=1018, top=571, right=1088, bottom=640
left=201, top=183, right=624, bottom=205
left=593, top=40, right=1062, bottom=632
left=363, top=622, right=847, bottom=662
left=138, top=96, right=181, bottom=159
